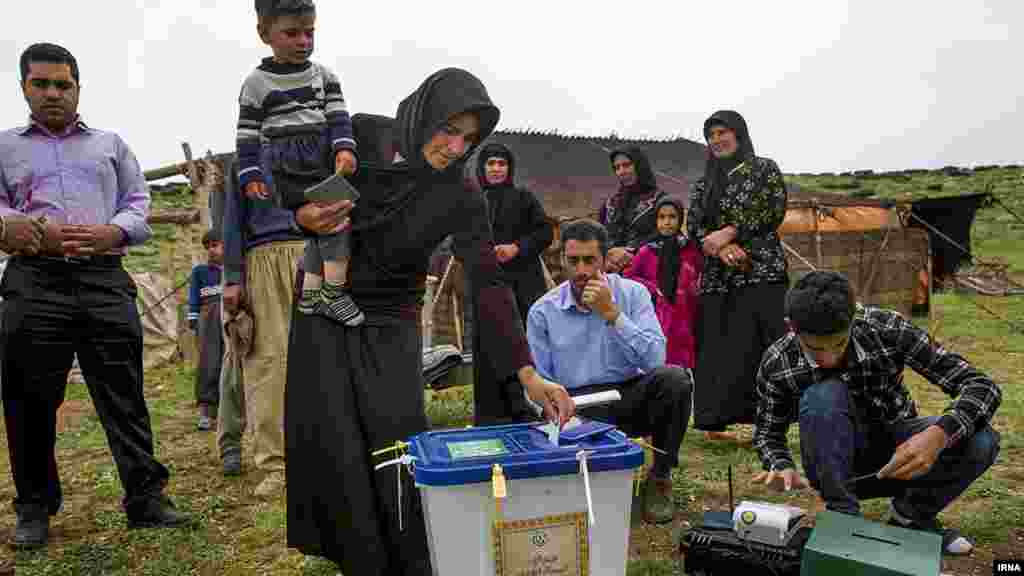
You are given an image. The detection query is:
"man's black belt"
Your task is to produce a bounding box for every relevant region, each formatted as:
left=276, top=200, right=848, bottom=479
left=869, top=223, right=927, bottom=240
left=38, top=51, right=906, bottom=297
left=14, top=254, right=124, bottom=267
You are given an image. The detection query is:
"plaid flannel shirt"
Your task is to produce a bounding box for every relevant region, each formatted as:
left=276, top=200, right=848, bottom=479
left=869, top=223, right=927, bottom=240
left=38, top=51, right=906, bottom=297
left=753, top=304, right=1002, bottom=472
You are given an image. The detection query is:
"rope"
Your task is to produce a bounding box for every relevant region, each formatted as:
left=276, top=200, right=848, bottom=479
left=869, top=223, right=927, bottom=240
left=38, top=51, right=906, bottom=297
left=990, top=194, right=1024, bottom=226
left=903, top=210, right=976, bottom=261
left=137, top=276, right=191, bottom=320
left=432, top=255, right=455, bottom=308
left=780, top=240, right=818, bottom=271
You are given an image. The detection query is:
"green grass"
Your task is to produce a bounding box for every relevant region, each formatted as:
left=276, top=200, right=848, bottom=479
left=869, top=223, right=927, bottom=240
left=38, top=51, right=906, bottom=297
left=1, top=167, right=1021, bottom=574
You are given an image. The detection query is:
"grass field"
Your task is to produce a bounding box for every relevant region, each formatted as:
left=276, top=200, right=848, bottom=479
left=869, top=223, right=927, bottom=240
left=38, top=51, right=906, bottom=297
left=1, top=167, right=1021, bottom=574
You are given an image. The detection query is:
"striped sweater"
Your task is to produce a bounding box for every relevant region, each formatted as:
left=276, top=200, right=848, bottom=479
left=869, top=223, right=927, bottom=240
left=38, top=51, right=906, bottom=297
left=236, top=57, right=356, bottom=189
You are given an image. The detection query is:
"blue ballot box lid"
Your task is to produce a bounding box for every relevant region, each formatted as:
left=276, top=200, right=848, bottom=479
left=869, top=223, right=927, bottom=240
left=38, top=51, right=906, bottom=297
left=407, top=419, right=644, bottom=487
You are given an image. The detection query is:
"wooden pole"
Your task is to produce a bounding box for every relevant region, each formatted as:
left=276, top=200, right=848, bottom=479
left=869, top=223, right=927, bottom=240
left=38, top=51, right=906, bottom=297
left=812, top=201, right=824, bottom=269
left=144, top=162, right=186, bottom=182
left=182, top=143, right=205, bottom=268
left=196, top=160, right=212, bottom=232
left=148, top=208, right=200, bottom=226
left=452, top=289, right=463, bottom=353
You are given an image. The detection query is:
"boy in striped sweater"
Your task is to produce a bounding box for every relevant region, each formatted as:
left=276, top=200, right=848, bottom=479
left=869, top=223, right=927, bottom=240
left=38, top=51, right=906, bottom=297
left=236, top=0, right=363, bottom=326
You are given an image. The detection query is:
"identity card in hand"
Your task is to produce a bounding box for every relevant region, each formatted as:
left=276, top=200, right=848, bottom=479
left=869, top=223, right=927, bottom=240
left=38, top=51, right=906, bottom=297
left=304, top=172, right=361, bottom=203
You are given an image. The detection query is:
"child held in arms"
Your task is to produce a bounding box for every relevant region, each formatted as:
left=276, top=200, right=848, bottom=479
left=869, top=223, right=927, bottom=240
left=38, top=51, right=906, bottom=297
left=237, top=0, right=363, bottom=325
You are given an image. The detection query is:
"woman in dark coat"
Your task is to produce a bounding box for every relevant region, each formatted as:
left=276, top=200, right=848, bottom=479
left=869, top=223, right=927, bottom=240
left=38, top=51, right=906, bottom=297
left=476, top=142, right=553, bottom=327
left=687, top=110, right=789, bottom=438
left=284, top=68, right=574, bottom=576
left=471, top=142, right=554, bottom=424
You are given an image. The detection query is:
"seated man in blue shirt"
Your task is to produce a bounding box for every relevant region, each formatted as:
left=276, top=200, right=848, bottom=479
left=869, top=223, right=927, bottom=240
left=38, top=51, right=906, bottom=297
left=527, top=218, right=692, bottom=524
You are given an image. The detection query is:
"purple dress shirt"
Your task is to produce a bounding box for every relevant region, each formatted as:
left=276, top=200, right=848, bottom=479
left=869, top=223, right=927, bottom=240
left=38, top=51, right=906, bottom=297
left=0, top=117, right=151, bottom=251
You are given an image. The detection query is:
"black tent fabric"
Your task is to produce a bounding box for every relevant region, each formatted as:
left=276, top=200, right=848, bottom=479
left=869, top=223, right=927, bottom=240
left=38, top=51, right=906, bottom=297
left=907, top=193, right=990, bottom=279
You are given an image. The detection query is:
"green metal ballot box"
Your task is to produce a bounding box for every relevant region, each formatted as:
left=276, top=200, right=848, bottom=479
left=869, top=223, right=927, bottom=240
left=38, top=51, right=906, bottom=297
left=801, top=511, right=941, bottom=575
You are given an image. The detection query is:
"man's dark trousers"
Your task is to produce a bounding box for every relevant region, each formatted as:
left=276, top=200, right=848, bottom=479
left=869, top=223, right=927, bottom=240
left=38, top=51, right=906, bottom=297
left=1, top=257, right=170, bottom=518
left=573, top=366, right=693, bottom=477
left=799, top=376, right=999, bottom=523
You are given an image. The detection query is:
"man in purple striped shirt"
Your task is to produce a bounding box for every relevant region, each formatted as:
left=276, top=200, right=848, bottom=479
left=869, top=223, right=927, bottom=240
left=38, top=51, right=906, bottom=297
left=0, top=43, right=191, bottom=549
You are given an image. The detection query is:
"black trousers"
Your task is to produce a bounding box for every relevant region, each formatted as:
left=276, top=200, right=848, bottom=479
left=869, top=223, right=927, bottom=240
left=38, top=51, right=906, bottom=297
left=573, top=366, right=693, bottom=477
left=1, top=257, right=169, bottom=515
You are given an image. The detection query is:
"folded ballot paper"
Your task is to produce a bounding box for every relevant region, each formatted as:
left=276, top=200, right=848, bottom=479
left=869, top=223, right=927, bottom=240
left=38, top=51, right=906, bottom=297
left=533, top=390, right=622, bottom=446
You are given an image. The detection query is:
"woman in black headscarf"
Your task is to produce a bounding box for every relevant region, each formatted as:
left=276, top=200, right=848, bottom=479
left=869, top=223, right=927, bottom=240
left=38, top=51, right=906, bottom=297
left=687, top=110, right=789, bottom=440
left=475, top=142, right=553, bottom=328
left=600, top=146, right=667, bottom=272
left=284, top=68, right=574, bottom=575
left=471, top=142, right=554, bottom=424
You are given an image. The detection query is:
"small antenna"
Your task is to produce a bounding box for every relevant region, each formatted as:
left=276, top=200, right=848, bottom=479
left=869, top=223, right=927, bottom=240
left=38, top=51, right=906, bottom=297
left=728, top=464, right=734, bottom=514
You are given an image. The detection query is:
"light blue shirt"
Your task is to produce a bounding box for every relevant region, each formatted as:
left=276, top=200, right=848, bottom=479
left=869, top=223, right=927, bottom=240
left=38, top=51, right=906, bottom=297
left=526, top=274, right=666, bottom=389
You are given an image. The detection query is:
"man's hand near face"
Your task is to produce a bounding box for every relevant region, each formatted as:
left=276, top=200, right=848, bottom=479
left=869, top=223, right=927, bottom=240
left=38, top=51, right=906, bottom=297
left=581, top=270, right=619, bottom=323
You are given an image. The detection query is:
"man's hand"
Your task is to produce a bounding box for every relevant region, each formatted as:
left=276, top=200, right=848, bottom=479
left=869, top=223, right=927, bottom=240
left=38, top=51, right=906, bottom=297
left=0, top=215, right=45, bottom=255
left=520, top=366, right=575, bottom=428
left=877, top=424, right=948, bottom=481
left=36, top=221, right=63, bottom=255
left=702, top=226, right=737, bottom=257
left=335, top=150, right=357, bottom=177
left=223, top=284, right=244, bottom=316
left=61, top=225, right=125, bottom=256
left=581, top=270, right=618, bottom=323
left=605, top=247, right=632, bottom=273
left=244, top=181, right=270, bottom=200
left=752, top=468, right=809, bottom=492
left=495, top=243, right=519, bottom=263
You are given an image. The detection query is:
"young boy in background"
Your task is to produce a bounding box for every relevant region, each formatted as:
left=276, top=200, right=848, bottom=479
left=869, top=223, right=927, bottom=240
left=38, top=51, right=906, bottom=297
left=189, top=230, right=225, bottom=431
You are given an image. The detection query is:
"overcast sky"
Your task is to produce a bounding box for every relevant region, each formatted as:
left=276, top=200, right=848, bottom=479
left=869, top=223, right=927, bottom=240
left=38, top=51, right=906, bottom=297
left=2, top=1, right=1020, bottom=176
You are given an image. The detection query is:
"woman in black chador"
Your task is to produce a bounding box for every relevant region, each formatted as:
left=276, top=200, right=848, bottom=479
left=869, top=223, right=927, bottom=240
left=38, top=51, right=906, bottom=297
left=283, top=68, right=574, bottom=575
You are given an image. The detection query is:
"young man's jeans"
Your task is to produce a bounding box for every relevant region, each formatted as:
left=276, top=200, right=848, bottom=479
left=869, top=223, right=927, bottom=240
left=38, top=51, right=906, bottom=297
left=799, top=377, right=999, bottom=523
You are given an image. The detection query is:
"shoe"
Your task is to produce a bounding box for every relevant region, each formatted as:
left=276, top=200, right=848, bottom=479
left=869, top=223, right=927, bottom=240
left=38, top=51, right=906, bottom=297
left=888, top=501, right=973, bottom=556
left=126, top=495, right=193, bottom=529
left=222, top=451, right=242, bottom=477
left=254, top=471, right=286, bottom=498
left=643, top=476, right=675, bottom=524
left=197, top=415, right=212, bottom=431
left=297, top=288, right=320, bottom=315
left=319, top=285, right=365, bottom=326
left=10, top=505, right=48, bottom=549
left=704, top=430, right=737, bottom=442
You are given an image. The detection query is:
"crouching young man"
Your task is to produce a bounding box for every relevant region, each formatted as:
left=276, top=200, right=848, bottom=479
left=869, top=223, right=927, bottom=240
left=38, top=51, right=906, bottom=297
left=752, top=270, right=1001, bottom=556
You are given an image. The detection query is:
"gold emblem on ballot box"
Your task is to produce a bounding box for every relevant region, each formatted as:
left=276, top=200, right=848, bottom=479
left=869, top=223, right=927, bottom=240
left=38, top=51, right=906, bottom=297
left=493, top=512, right=589, bottom=576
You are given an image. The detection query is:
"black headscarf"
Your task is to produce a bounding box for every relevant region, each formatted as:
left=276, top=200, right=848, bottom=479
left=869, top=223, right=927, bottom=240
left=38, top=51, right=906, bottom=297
left=652, top=196, right=686, bottom=303
left=476, top=142, right=515, bottom=225
left=606, top=146, right=658, bottom=245
left=395, top=68, right=499, bottom=174
left=352, top=68, right=499, bottom=232
left=476, top=142, right=515, bottom=189
left=701, top=110, right=755, bottom=229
